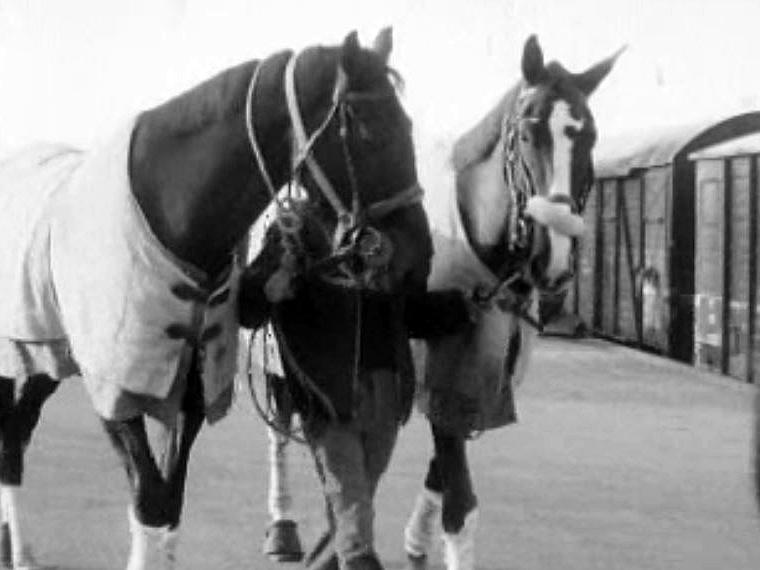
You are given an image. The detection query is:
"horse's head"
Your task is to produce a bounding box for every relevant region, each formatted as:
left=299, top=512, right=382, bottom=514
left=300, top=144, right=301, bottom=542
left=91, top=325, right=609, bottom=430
left=454, top=36, right=622, bottom=302
left=252, top=28, right=430, bottom=293
left=510, top=35, right=623, bottom=291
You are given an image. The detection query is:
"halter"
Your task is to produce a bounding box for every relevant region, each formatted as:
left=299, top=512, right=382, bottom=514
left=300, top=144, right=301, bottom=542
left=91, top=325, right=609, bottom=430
left=474, top=92, right=543, bottom=304
left=501, top=102, right=539, bottom=255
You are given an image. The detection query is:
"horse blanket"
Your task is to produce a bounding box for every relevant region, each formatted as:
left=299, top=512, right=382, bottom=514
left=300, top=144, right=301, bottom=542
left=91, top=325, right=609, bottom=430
left=0, top=121, right=240, bottom=423
left=415, top=169, right=537, bottom=436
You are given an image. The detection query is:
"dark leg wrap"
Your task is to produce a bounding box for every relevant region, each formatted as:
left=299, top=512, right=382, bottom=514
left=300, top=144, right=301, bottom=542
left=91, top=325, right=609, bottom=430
left=430, top=425, right=477, bottom=534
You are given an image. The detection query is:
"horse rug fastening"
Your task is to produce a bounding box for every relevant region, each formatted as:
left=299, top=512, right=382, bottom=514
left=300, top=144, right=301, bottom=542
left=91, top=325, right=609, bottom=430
left=0, top=121, right=240, bottom=422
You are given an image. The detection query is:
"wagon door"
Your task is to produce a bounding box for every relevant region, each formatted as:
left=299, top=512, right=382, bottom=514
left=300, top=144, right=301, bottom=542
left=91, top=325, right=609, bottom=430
left=576, top=183, right=600, bottom=328
left=599, top=179, right=619, bottom=334
left=640, top=166, right=671, bottom=352
left=617, top=176, right=644, bottom=343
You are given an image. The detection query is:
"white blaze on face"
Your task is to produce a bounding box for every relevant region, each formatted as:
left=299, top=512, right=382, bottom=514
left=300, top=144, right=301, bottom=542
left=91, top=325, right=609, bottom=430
left=544, top=100, right=584, bottom=281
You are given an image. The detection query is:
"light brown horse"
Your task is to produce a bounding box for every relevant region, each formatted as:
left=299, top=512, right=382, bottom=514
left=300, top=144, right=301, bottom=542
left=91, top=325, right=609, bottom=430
left=404, top=35, right=623, bottom=570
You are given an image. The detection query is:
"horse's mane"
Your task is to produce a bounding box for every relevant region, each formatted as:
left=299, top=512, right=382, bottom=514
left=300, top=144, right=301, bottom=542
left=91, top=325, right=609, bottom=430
left=142, top=50, right=292, bottom=136
left=451, top=82, right=522, bottom=173
left=143, top=43, right=403, bottom=140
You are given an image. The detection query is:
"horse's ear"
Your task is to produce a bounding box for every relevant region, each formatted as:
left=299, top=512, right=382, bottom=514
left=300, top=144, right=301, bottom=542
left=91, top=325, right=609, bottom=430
left=341, top=30, right=362, bottom=74
left=573, top=45, right=627, bottom=96
left=522, top=35, right=546, bottom=85
left=372, top=27, right=393, bottom=64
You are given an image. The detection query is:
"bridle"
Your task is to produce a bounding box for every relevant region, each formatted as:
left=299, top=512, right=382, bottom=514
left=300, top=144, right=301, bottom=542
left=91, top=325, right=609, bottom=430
left=244, top=48, right=425, bottom=427
left=472, top=89, right=593, bottom=327
left=245, top=49, right=423, bottom=288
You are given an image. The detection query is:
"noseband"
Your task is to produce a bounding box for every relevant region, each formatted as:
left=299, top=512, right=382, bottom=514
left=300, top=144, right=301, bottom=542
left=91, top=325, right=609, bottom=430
left=245, top=51, right=423, bottom=288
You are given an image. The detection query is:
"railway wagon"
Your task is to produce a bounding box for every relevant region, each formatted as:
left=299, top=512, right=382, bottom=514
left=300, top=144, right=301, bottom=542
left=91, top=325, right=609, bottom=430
left=567, top=112, right=760, bottom=380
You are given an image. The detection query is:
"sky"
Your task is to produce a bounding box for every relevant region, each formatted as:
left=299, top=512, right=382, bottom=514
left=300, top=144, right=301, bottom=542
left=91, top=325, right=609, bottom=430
left=2, top=0, right=760, bottom=152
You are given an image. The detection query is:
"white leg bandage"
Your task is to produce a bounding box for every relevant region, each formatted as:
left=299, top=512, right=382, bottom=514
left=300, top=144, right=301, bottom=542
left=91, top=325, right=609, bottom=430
left=0, top=485, right=38, bottom=570
left=404, top=488, right=443, bottom=558
left=268, top=425, right=293, bottom=522
left=442, top=508, right=478, bottom=570
left=126, top=507, right=167, bottom=570
left=161, top=528, right=180, bottom=570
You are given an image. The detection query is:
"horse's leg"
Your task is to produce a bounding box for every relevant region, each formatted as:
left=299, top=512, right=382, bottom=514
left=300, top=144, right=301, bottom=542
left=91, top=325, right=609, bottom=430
left=153, top=410, right=204, bottom=567
left=0, top=374, right=59, bottom=570
left=433, top=426, right=478, bottom=570
left=263, top=374, right=303, bottom=562
left=101, top=415, right=170, bottom=570
left=152, top=356, right=207, bottom=569
left=403, top=443, right=443, bottom=566
left=404, top=422, right=479, bottom=570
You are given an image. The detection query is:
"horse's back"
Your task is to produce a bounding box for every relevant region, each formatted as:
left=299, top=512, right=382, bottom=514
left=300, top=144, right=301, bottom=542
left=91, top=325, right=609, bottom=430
left=0, top=144, right=84, bottom=341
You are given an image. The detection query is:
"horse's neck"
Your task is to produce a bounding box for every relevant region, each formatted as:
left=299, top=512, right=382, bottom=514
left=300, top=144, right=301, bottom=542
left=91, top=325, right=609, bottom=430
left=129, top=52, right=293, bottom=277
left=456, top=143, right=511, bottom=270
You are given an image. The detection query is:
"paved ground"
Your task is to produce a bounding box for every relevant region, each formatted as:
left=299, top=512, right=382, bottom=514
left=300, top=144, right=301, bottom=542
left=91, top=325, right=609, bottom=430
left=19, top=337, right=760, bottom=569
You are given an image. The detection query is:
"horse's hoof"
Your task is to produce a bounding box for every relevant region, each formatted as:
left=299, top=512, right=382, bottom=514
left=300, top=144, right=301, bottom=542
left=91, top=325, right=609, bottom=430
left=406, top=553, right=428, bottom=570
left=263, top=520, right=304, bottom=563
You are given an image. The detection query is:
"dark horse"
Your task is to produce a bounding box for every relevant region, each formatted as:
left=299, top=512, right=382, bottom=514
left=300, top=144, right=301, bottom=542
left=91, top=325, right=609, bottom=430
left=236, top=29, right=474, bottom=570
left=0, top=28, right=426, bottom=569
left=403, top=36, right=623, bottom=569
